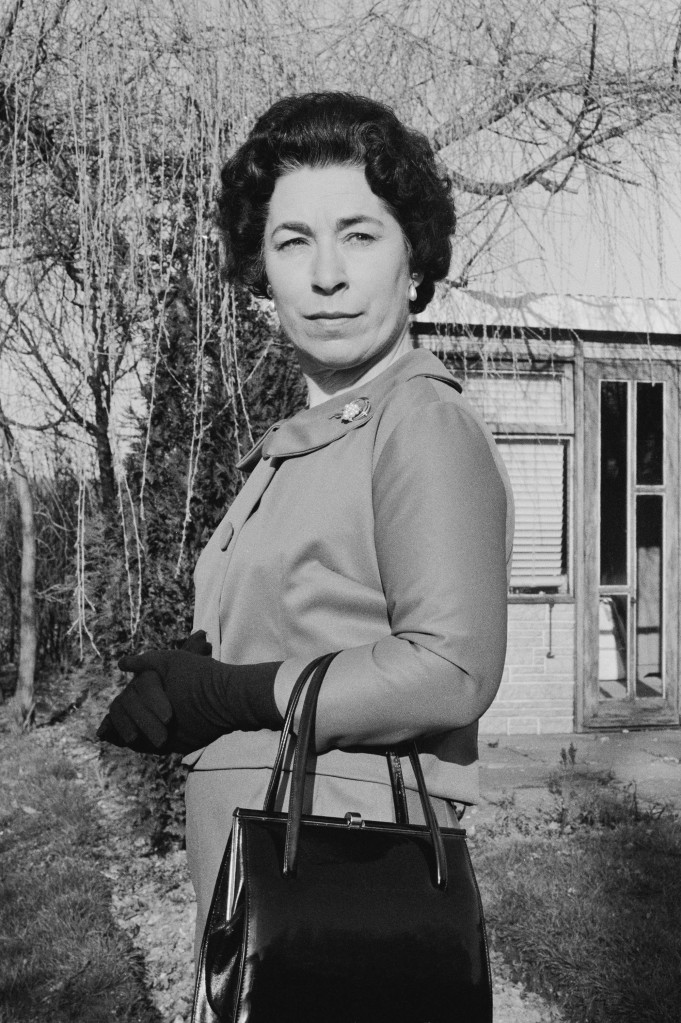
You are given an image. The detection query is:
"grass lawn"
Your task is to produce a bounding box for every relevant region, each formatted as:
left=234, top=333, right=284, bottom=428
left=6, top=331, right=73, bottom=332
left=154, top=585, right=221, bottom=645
left=0, top=732, right=161, bottom=1023
left=473, top=777, right=681, bottom=1023
left=2, top=705, right=679, bottom=1023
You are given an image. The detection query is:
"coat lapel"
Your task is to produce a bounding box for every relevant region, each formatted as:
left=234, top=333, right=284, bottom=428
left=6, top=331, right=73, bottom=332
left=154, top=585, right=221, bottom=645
left=235, top=349, right=461, bottom=471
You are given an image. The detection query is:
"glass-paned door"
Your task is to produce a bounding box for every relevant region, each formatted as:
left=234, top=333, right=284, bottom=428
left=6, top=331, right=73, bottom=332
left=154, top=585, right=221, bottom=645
left=583, top=361, right=679, bottom=728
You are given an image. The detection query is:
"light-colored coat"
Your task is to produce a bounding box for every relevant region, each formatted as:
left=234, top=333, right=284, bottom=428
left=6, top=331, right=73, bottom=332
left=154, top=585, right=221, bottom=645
left=186, top=348, right=514, bottom=805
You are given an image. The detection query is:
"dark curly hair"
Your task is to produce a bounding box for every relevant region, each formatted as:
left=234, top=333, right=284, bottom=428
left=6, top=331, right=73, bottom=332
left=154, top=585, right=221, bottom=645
left=216, top=92, right=455, bottom=315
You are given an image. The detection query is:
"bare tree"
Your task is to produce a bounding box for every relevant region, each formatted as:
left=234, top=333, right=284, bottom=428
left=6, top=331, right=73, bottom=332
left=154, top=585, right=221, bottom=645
left=1, top=0, right=679, bottom=650
left=4, top=0, right=679, bottom=439
left=281, top=0, right=681, bottom=286
left=1, top=3, right=130, bottom=510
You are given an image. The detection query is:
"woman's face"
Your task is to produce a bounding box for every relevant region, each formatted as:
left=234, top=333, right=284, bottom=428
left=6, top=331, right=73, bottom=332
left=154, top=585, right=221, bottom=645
left=263, top=163, right=419, bottom=383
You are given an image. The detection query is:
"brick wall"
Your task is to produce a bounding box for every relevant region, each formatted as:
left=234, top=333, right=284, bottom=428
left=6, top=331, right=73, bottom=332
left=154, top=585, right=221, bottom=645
left=479, top=600, right=576, bottom=735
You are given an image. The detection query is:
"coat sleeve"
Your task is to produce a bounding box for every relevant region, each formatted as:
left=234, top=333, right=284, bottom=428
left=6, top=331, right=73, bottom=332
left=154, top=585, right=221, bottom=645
left=275, top=397, right=511, bottom=752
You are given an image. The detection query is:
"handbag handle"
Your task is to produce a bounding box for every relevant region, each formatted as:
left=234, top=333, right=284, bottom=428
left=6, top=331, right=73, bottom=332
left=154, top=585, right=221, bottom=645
left=262, top=653, right=334, bottom=814
left=263, top=653, right=409, bottom=823
left=279, top=654, right=449, bottom=891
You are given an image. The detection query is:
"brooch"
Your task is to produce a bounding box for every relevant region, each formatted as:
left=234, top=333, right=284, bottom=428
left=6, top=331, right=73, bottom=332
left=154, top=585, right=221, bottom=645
left=333, top=397, right=371, bottom=423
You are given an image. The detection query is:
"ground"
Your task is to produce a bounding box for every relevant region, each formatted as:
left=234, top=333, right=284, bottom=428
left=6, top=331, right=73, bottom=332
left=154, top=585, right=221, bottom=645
left=19, top=711, right=565, bottom=1023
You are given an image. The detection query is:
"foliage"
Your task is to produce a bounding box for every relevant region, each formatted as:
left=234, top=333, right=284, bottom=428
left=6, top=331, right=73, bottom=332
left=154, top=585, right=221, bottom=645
left=87, top=278, right=305, bottom=847
left=473, top=776, right=681, bottom=1023
left=84, top=270, right=306, bottom=658
left=0, top=734, right=162, bottom=1022
left=99, top=742, right=189, bottom=852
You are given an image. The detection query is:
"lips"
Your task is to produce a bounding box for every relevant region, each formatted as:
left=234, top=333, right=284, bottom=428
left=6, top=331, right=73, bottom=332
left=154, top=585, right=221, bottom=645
left=305, top=311, right=361, bottom=320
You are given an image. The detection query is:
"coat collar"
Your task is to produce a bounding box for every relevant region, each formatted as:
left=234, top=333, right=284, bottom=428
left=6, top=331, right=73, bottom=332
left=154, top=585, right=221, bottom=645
left=236, top=348, right=461, bottom=470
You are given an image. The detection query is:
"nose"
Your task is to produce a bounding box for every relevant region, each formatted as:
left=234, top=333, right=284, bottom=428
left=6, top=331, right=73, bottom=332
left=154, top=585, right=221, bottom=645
left=311, top=241, right=347, bottom=295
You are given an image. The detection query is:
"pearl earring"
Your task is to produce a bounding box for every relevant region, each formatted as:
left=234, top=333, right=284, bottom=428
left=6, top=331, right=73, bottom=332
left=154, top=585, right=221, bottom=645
left=266, top=284, right=273, bottom=299
left=408, top=278, right=418, bottom=302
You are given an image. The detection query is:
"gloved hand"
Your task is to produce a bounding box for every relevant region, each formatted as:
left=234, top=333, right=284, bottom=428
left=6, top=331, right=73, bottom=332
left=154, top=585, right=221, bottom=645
left=178, top=630, right=213, bottom=656
left=96, top=629, right=213, bottom=754
left=96, top=632, right=282, bottom=755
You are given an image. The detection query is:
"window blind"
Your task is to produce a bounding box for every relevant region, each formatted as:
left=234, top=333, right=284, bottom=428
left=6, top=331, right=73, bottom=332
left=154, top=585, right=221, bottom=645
left=496, top=439, right=567, bottom=591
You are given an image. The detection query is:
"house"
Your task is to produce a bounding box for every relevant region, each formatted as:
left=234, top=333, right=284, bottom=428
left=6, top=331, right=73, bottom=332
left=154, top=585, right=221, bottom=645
left=415, top=288, right=681, bottom=734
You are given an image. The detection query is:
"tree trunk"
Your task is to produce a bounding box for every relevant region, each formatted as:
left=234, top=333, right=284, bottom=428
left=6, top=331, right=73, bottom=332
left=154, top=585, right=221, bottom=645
left=93, top=412, right=117, bottom=513
left=88, top=363, right=117, bottom=515
left=0, top=415, right=37, bottom=730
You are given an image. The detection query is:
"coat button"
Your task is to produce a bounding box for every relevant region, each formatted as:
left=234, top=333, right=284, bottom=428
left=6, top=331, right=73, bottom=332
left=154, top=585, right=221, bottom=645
left=219, top=522, right=234, bottom=551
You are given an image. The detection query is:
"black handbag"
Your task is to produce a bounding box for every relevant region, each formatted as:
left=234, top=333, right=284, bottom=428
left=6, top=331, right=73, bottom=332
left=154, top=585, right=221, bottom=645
left=191, top=652, right=492, bottom=1023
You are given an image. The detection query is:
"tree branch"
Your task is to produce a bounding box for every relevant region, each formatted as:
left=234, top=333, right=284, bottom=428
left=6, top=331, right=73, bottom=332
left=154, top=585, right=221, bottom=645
left=450, top=202, right=512, bottom=288
left=1, top=312, right=95, bottom=435
left=673, top=10, right=681, bottom=79
left=448, top=109, right=655, bottom=198
left=0, top=0, right=25, bottom=65
left=585, top=0, right=599, bottom=100
left=433, top=78, right=574, bottom=147
left=2, top=407, right=72, bottom=432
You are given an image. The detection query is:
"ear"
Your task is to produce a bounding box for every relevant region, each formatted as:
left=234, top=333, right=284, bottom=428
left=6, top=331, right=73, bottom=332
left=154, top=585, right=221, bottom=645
left=411, top=271, right=424, bottom=286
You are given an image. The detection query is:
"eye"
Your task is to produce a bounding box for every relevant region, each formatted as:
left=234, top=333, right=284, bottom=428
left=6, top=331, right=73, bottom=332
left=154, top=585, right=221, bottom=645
left=277, top=236, right=307, bottom=251
left=345, top=232, right=374, bottom=244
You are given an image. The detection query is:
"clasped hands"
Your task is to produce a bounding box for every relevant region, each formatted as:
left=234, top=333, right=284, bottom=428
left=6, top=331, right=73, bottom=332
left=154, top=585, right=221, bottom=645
left=96, top=631, right=283, bottom=755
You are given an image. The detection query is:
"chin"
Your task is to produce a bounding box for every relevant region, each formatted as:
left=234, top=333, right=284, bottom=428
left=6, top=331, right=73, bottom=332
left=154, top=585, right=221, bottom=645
left=300, top=341, right=367, bottom=367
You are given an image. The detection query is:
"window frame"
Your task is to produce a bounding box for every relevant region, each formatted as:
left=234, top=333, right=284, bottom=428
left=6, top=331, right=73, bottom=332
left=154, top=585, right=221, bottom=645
left=437, top=354, right=575, bottom=598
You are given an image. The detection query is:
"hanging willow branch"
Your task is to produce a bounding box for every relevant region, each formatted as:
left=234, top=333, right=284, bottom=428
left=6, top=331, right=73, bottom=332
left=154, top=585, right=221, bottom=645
left=2, top=0, right=680, bottom=652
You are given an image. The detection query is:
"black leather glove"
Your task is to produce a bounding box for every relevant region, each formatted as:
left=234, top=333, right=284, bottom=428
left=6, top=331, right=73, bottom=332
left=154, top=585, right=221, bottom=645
left=176, top=630, right=213, bottom=656
left=96, top=633, right=282, bottom=755
left=96, top=629, right=213, bottom=754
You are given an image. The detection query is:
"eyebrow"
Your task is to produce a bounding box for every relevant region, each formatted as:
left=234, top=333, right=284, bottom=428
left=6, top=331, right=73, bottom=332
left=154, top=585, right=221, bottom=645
left=270, top=214, right=385, bottom=237
left=337, top=215, right=384, bottom=230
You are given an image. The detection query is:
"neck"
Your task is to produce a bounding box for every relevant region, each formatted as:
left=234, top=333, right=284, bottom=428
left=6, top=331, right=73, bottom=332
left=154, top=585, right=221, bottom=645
left=303, top=334, right=415, bottom=408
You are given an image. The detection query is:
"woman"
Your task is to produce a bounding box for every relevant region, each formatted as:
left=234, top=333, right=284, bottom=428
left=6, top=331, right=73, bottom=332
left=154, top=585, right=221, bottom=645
left=98, top=92, right=514, bottom=953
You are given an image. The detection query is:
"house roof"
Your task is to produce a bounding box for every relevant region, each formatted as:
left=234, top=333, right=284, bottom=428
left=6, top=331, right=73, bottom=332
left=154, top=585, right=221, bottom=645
left=417, top=288, right=681, bottom=337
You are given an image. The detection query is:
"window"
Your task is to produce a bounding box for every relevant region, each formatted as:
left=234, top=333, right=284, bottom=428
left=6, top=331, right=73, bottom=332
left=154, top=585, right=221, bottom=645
left=459, top=369, right=573, bottom=595
left=497, top=438, right=568, bottom=592
left=598, top=379, right=665, bottom=700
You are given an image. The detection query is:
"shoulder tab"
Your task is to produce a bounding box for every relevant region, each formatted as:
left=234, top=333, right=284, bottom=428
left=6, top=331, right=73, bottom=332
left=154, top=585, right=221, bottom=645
left=235, top=422, right=283, bottom=472
left=411, top=371, right=462, bottom=394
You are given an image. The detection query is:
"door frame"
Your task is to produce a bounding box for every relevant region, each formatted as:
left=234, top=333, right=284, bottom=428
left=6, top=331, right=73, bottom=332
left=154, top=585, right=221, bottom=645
left=578, top=346, right=680, bottom=730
